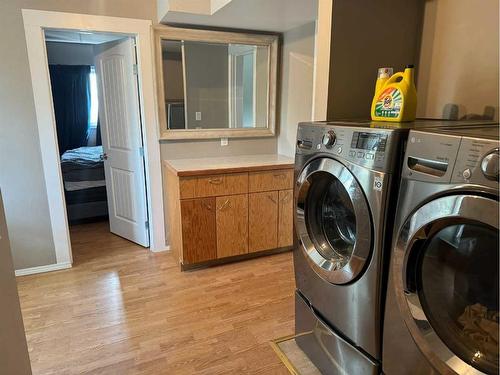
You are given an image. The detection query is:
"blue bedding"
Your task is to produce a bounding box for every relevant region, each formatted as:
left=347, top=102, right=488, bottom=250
left=61, top=146, right=105, bottom=187
left=61, top=146, right=104, bottom=171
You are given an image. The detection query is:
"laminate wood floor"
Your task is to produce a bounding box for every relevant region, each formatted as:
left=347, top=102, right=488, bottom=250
left=17, top=222, right=295, bottom=374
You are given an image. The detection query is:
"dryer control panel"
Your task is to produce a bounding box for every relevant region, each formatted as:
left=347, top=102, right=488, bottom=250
left=452, top=137, right=499, bottom=189
left=402, top=129, right=499, bottom=190
left=296, top=123, right=398, bottom=172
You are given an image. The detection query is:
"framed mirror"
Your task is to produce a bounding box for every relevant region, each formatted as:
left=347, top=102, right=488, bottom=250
left=154, top=26, right=279, bottom=140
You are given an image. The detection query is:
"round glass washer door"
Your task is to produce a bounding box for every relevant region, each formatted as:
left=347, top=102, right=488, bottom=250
left=395, top=194, right=499, bottom=375
left=296, top=157, right=372, bottom=284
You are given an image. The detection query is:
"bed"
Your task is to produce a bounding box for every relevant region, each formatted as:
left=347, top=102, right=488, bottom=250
left=60, top=146, right=108, bottom=223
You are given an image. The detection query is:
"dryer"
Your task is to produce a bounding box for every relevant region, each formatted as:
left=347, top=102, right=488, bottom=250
left=293, top=120, right=497, bottom=374
left=383, top=125, right=499, bottom=375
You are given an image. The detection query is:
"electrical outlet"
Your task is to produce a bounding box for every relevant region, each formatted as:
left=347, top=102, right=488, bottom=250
left=221, top=138, right=228, bottom=146
left=195, top=112, right=202, bottom=121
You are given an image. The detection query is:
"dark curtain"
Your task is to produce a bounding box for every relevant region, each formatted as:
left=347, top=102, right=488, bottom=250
left=95, top=117, right=102, bottom=146
left=49, top=65, right=91, bottom=155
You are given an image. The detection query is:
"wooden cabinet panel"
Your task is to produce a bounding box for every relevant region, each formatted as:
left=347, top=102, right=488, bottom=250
left=195, top=173, right=248, bottom=198
left=179, top=177, right=196, bottom=199
left=249, top=191, right=278, bottom=253
left=278, top=189, right=294, bottom=248
left=249, top=169, right=293, bottom=192
left=216, top=194, right=248, bottom=258
left=180, top=198, right=216, bottom=264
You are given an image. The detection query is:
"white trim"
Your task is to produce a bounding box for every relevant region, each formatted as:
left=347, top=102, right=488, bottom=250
left=22, top=10, right=167, bottom=266
left=15, top=262, right=72, bottom=277
left=312, top=0, right=333, bottom=121
left=151, top=245, right=170, bottom=253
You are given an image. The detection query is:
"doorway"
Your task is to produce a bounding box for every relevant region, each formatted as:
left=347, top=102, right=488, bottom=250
left=23, top=10, right=166, bottom=274
left=44, top=29, right=150, bottom=253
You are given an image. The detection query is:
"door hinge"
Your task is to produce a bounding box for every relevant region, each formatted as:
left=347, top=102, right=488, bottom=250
left=139, top=146, right=144, bottom=157
left=145, top=221, right=149, bottom=230
left=133, top=64, right=138, bottom=75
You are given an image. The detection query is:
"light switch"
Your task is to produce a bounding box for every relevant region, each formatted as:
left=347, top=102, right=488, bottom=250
left=221, top=138, right=228, bottom=146
left=195, top=112, right=202, bottom=121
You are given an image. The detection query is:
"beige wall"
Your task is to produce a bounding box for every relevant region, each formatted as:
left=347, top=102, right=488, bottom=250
left=160, top=137, right=276, bottom=160
left=0, top=192, right=32, bottom=374
left=417, top=0, right=499, bottom=120
left=0, top=0, right=156, bottom=270
left=277, top=22, right=316, bottom=157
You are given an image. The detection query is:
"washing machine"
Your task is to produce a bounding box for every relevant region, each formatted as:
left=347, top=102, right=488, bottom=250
left=383, top=125, right=499, bottom=375
left=293, top=120, right=497, bottom=374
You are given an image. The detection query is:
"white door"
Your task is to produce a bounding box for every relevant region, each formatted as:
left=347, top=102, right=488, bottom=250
left=94, top=37, right=149, bottom=247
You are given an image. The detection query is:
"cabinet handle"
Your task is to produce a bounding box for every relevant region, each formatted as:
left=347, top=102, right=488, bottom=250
left=203, top=202, right=213, bottom=211
left=217, top=199, right=231, bottom=211
left=273, top=173, right=286, bottom=179
left=208, top=177, right=223, bottom=185
left=267, top=194, right=277, bottom=204
left=281, top=192, right=290, bottom=203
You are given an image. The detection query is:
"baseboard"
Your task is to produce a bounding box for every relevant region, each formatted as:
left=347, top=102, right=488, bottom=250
left=150, top=245, right=170, bottom=253
left=15, top=261, right=72, bottom=276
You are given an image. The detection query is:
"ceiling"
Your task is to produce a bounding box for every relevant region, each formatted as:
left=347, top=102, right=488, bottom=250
left=44, top=30, right=127, bottom=45
left=160, top=0, right=318, bottom=33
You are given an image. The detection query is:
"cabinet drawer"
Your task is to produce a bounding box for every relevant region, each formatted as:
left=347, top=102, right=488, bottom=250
left=249, top=169, right=293, bottom=192
left=194, top=173, right=248, bottom=198
left=179, top=172, right=248, bottom=199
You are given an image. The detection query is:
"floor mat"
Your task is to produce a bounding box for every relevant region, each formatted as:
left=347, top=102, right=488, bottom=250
left=271, top=333, right=322, bottom=375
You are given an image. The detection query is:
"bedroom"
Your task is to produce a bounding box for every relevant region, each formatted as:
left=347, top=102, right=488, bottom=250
left=45, top=29, right=151, bottom=255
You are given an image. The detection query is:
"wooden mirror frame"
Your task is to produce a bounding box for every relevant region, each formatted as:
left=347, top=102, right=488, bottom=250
left=154, top=25, right=279, bottom=140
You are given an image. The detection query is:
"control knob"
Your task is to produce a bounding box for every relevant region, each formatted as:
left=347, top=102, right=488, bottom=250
left=322, top=131, right=336, bottom=148
left=481, top=148, right=499, bottom=181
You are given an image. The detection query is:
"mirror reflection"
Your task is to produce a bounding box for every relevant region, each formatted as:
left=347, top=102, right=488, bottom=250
left=161, top=40, right=269, bottom=130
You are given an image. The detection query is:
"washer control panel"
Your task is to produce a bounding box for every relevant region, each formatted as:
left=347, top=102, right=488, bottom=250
left=321, top=130, right=337, bottom=148
left=296, top=123, right=394, bottom=171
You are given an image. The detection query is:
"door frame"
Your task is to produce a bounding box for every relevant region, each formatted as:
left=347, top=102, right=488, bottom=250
left=22, top=9, right=167, bottom=270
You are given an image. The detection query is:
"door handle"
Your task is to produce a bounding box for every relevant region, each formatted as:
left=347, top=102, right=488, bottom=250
left=208, top=177, right=223, bottom=185
left=103, top=153, right=108, bottom=160
left=267, top=194, right=277, bottom=204
left=217, top=199, right=231, bottom=211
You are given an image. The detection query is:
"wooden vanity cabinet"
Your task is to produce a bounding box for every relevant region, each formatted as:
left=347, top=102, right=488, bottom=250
left=164, top=156, right=295, bottom=269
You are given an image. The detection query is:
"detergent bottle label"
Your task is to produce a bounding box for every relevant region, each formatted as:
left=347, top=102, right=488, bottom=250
left=374, top=87, right=402, bottom=118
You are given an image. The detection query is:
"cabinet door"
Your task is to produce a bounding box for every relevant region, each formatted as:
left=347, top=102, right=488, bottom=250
left=216, top=194, right=248, bottom=258
left=249, top=191, right=278, bottom=253
left=181, top=197, right=216, bottom=264
left=278, top=189, right=294, bottom=248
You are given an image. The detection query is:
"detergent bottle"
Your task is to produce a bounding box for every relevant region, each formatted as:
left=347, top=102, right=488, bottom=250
left=371, top=65, right=417, bottom=122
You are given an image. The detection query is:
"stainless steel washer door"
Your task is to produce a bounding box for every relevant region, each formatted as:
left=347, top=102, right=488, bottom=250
left=394, top=194, right=499, bottom=375
left=296, top=157, right=372, bottom=285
